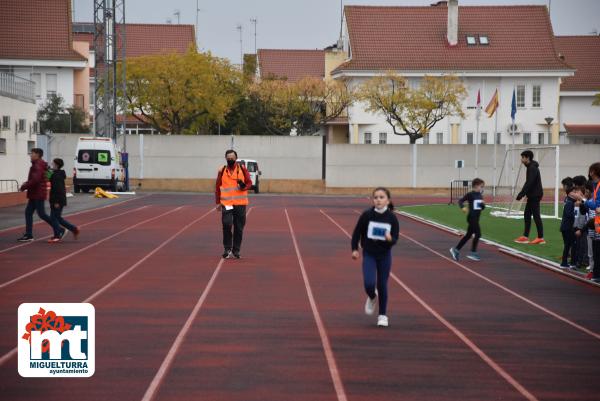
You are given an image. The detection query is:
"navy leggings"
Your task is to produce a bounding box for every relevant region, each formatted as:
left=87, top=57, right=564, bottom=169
left=25, top=199, right=58, bottom=236
left=362, top=250, right=392, bottom=315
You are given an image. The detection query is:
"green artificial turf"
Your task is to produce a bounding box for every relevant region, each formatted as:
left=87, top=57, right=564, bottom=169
left=398, top=204, right=566, bottom=264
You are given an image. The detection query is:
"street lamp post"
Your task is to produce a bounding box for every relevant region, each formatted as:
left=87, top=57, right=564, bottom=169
left=545, top=116, right=554, bottom=144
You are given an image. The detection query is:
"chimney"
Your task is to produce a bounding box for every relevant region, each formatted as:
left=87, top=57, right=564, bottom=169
left=447, top=0, right=458, bottom=47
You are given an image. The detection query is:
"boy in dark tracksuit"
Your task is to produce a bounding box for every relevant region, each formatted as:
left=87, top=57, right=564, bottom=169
left=450, top=178, right=485, bottom=262
left=48, top=158, right=79, bottom=243
left=559, top=177, right=576, bottom=268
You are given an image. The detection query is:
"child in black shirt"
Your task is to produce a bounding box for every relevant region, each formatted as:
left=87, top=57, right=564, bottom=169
left=47, top=158, right=80, bottom=243
left=450, top=178, right=485, bottom=261
left=351, top=187, right=399, bottom=327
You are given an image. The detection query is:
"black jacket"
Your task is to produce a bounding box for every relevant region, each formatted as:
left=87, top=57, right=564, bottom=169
left=351, top=207, right=399, bottom=256
left=49, top=169, right=67, bottom=207
left=458, top=191, right=485, bottom=221
left=517, top=160, right=543, bottom=200
left=560, top=196, right=575, bottom=232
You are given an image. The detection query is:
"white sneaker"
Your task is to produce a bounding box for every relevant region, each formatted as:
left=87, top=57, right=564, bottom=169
left=364, top=293, right=377, bottom=316
left=377, top=315, right=389, bottom=327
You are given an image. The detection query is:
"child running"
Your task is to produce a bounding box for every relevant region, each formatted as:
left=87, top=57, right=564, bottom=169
left=351, top=187, right=399, bottom=328
left=47, top=158, right=79, bottom=243
left=450, top=178, right=485, bottom=262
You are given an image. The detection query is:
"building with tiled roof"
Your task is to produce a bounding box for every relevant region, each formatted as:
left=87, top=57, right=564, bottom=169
left=0, top=0, right=89, bottom=115
left=331, top=1, right=574, bottom=145
left=555, top=36, right=600, bottom=144
left=257, top=49, right=325, bottom=82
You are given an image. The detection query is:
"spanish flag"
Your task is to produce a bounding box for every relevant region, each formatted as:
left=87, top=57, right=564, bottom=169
left=485, top=89, right=499, bottom=118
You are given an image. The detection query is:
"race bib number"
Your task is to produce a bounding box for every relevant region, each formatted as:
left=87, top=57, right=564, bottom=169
left=367, top=221, right=391, bottom=241
left=473, top=200, right=484, bottom=210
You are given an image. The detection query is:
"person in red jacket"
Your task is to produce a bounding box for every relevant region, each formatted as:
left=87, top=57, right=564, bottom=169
left=17, top=148, right=60, bottom=242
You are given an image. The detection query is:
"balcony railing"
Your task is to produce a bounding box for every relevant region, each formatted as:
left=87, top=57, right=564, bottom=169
left=0, top=72, right=35, bottom=103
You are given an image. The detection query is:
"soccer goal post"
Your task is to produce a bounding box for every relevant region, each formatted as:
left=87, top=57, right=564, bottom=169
left=490, top=145, right=560, bottom=219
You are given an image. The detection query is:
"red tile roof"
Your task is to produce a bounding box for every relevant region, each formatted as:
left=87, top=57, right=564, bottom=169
left=555, top=36, right=600, bottom=91
left=0, top=0, right=86, bottom=61
left=73, top=23, right=195, bottom=59
left=564, top=124, right=600, bottom=136
left=335, top=5, right=571, bottom=73
left=258, top=49, right=325, bottom=82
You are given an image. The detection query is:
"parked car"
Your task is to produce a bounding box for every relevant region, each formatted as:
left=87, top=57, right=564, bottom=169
left=237, top=159, right=261, bottom=194
left=73, top=137, right=125, bottom=193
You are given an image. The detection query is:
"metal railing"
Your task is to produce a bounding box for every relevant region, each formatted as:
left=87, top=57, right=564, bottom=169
left=449, top=180, right=472, bottom=205
left=0, top=179, right=19, bottom=193
left=0, top=72, right=35, bottom=103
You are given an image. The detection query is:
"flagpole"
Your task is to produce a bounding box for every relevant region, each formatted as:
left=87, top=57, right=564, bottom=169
left=493, top=102, right=498, bottom=197
left=475, top=88, right=481, bottom=177
left=511, top=88, right=517, bottom=197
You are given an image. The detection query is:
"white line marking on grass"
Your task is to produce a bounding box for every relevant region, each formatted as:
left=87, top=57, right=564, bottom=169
left=285, top=209, right=348, bottom=401
left=0, top=205, right=149, bottom=254
left=320, top=209, right=539, bottom=401
left=0, top=206, right=183, bottom=290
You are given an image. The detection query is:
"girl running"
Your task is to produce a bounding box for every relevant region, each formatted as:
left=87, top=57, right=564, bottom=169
left=351, top=187, right=399, bottom=327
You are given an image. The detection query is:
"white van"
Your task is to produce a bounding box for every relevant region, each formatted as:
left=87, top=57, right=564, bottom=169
left=237, top=159, right=261, bottom=194
left=73, top=137, right=125, bottom=193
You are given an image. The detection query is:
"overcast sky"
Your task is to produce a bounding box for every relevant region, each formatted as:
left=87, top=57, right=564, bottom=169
left=72, top=0, right=600, bottom=63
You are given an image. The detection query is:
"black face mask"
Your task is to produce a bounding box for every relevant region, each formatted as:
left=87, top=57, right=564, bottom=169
left=227, top=159, right=236, bottom=167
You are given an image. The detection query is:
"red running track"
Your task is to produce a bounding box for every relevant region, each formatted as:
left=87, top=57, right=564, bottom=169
left=0, top=194, right=598, bottom=401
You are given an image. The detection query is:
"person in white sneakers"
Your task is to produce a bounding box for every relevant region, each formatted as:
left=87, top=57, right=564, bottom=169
left=351, top=187, right=399, bottom=327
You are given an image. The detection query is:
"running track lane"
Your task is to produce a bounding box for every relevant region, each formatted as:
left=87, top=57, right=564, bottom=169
left=283, top=204, right=526, bottom=401
left=0, top=204, right=221, bottom=400
left=0, top=204, right=210, bottom=364
left=393, top=211, right=600, bottom=334
left=324, top=207, right=600, bottom=400
left=0, top=193, right=153, bottom=235
left=142, top=207, right=340, bottom=401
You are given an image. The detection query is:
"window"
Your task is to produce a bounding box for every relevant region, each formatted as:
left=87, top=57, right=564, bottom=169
left=77, top=149, right=112, bottom=166
left=30, top=73, right=41, bottom=98
left=364, top=132, right=372, bottom=144
left=516, top=85, right=525, bottom=108
left=466, top=35, right=476, bottom=45
left=481, top=132, right=487, bottom=144
left=479, top=35, right=489, bottom=45
left=32, top=121, right=39, bottom=134
left=27, top=141, right=35, bottom=154
left=18, top=119, right=26, bottom=132
left=423, top=134, right=429, bottom=144
left=466, top=132, right=473, bottom=144
left=436, top=132, right=443, bottom=144
left=523, top=132, right=531, bottom=145
left=496, top=132, right=501, bottom=144
left=0, top=138, right=6, bottom=154
left=538, top=132, right=545, bottom=145
left=379, top=132, right=387, bottom=144
left=2, top=116, right=10, bottom=130
left=46, top=73, right=57, bottom=97
left=532, top=85, right=541, bottom=108
left=246, top=162, right=258, bottom=173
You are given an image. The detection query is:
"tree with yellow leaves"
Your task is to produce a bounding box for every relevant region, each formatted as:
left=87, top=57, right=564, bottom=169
left=358, top=73, right=466, bottom=143
left=119, top=48, right=241, bottom=135
left=593, top=93, right=600, bottom=106
left=248, top=76, right=353, bottom=136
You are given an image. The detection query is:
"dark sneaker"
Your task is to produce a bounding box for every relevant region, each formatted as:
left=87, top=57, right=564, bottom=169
left=17, top=234, right=34, bottom=242
left=591, top=278, right=600, bottom=284
left=59, top=229, right=68, bottom=240
left=449, top=247, right=459, bottom=261
left=222, top=250, right=232, bottom=259
left=559, top=263, right=570, bottom=270
left=233, top=252, right=241, bottom=259
left=467, top=252, right=481, bottom=261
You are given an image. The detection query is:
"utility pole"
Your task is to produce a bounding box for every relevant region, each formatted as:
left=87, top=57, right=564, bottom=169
left=250, top=18, right=257, bottom=54
left=196, top=0, right=201, bottom=48
left=174, top=9, right=180, bottom=24
left=236, top=24, right=243, bottom=67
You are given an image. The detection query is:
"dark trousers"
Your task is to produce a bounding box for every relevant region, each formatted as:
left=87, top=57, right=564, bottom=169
left=573, top=230, right=587, bottom=266
left=524, top=197, right=544, bottom=238
left=593, top=240, right=600, bottom=279
left=362, top=250, right=392, bottom=315
left=222, top=205, right=246, bottom=253
left=25, top=199, right=58, bottom=236
left=50, top=204, right=77, bottom=233
left=561, top=229, right=576, bottom=266
left=456, top=218, right=481, bottom=252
